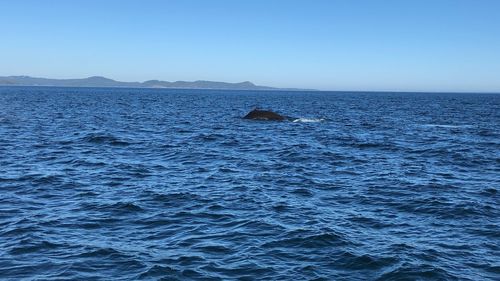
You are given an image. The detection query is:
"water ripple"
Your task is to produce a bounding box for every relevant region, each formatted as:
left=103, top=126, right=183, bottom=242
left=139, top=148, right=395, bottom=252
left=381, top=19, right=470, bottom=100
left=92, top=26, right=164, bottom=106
left=0, top=87, right=499, bottom=280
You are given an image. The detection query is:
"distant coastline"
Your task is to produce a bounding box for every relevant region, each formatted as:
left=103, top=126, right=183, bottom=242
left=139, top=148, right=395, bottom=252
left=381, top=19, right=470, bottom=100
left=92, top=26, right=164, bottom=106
left=0, top=75, right=315, bottom=91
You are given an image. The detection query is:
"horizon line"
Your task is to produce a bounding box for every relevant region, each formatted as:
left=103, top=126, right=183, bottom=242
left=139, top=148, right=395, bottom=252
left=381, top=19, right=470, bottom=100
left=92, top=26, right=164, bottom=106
left=1, top=74, right=499, bottom=94
left=1, top=84, right=498, bottom=95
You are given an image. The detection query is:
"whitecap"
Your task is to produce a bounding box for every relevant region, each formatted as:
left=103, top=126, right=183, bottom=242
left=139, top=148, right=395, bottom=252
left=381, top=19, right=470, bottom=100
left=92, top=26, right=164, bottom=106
left=292, top=118, right=325, bottom=123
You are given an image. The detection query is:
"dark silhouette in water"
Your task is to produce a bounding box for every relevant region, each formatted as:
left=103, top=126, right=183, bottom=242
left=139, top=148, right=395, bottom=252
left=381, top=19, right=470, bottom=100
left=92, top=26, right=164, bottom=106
left=243, top=109, right=287, bottom=121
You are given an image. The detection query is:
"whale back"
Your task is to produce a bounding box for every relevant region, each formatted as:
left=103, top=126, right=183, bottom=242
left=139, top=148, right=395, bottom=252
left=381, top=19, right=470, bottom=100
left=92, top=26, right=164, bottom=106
left=243, top=109, right=286, bottom=121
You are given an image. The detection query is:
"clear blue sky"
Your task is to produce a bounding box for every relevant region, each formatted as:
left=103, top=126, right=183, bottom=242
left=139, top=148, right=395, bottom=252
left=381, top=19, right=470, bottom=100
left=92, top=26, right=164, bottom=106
left=1, top=0, right=499, bottom=91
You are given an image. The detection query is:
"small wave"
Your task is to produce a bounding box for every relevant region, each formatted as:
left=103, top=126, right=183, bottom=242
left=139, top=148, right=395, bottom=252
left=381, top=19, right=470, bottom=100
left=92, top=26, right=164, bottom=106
left=77, top=247, right=124, bottom=258
left=335, top=252, right=398, bottom=270
left=138, top=265, right=181, bottom=280
left=107, top=201, right=144, bottom=212
left=481, top=187, right=497, bottom=196
left=80, top=201, right=144, bottom=214
left=376, top=263, right=459, bottom=280
left=291, top=187, right=314, bottom=197
left=421, top=124, right=472, bottom=128
left=1, top=223, right=41, bottom=237
left=114, top=163, right=153, bottom=178
left=193, top=244, right=233, bottom=254
left=262, top=232, right=347, bottom=249
left=82, top=133, right=130, bottom=146
left=293, top=118, right=325, bottom=123
left=9, top=240, right=65, bottom=255
left=193, top=133, right=224, bottom=142
left=144, top=191, right=206, bottom=207
left=477, top=128, right=498, bottom=137
left=173, top=210, right=236, bottom=221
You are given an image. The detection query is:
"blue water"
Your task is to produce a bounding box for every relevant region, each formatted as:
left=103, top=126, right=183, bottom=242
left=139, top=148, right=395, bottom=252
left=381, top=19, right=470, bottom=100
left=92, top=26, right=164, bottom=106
left=0, top=87, right=499, bottom=280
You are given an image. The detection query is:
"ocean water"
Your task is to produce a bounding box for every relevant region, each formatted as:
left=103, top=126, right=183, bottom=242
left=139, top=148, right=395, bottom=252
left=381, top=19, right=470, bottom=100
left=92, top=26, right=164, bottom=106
left=0, top=86, right=498, bottom=280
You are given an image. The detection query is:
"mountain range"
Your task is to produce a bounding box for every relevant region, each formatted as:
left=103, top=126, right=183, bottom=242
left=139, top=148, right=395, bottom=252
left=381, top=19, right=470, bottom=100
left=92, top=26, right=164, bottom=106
left=0, top=76, right=312, bottom=91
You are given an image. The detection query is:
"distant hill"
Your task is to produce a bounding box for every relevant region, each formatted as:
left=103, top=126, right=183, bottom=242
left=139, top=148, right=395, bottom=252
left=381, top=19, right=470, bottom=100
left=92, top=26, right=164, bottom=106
left=0, top=76, right=314, bottom=91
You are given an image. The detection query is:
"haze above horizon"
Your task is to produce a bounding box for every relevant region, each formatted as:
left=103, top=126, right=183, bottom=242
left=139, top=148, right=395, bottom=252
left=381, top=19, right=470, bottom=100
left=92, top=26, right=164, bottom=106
left=1, top=0, right=499, bottom=92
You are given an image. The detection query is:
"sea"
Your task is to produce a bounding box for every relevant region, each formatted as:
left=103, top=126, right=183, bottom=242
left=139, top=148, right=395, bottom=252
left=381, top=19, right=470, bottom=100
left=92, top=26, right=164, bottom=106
left=0, top=86, right=498, bottom=280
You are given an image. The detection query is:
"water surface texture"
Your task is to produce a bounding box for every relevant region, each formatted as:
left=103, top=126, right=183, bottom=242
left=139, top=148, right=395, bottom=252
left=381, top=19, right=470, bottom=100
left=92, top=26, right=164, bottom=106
left=0, top=87, right=499, bottom=280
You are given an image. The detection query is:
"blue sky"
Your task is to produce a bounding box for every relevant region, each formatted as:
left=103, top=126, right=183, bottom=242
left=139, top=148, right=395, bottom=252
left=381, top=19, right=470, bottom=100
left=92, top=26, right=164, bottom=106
left=1, top=0, right=499, bottom=91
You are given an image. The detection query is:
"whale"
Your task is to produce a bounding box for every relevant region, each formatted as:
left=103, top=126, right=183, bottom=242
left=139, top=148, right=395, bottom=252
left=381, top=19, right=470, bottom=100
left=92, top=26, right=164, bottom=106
left=243, top=109, right=288, bottom=121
